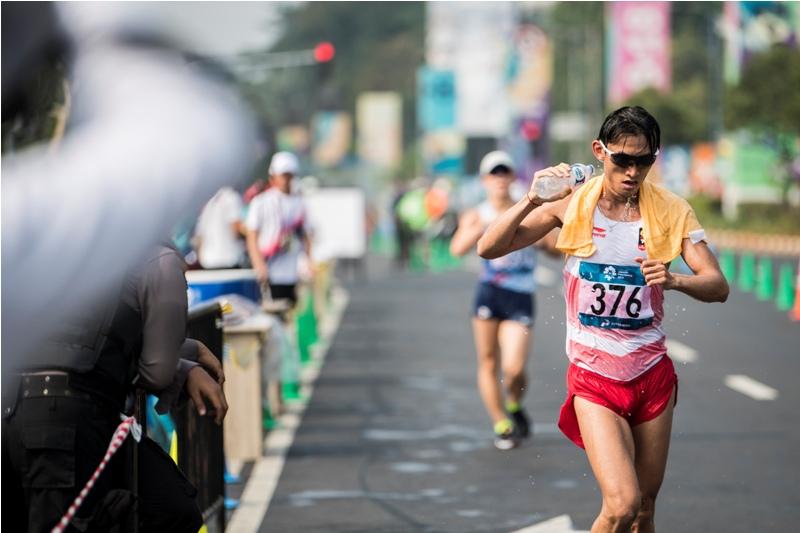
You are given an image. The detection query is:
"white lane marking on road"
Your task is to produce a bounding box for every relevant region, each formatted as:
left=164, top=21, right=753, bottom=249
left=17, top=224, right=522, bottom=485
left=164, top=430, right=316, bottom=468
left=456, top=509, right=485, bottom=518
left=512, top=514, right=589, bottom=532
left=665, top=339, right=697, bottom=363
left=286, top=488, right=449, bottom=507
left=389, top=462, right=457, bottom=474
left=226, top=287, right=350, bottom=533
left=724, top=374, right=779, bottom=401
left=363, top=426, right=483, bottom=441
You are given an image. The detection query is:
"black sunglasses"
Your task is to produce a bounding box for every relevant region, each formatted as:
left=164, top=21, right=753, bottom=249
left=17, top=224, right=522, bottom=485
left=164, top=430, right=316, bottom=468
left=598, top=140, right=658, bottom=168
left=489, top=164, right=512, bottom=175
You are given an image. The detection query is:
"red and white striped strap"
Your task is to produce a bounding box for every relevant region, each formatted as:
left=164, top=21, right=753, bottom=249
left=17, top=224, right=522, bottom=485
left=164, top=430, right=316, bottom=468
left=51, top=415, right=142, bottom=533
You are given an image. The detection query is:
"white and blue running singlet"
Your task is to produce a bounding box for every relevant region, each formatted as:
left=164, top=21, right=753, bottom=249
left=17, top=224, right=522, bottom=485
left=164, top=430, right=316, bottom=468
left=477, top=202, right=537, bottom=294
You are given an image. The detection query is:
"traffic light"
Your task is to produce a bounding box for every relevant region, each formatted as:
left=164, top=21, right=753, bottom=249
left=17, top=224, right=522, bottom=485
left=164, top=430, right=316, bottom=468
left=520, top=118, right=542, bottom=141
left=314, top=42, right=337, bottom=108
left=313, top=42, right=335, bottom=63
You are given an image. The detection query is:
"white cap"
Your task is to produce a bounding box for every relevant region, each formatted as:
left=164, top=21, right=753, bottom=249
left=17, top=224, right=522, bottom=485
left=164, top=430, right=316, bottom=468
left=269, top=151, right=299, bottom=175
left=479, top=150, right=514, bottom=176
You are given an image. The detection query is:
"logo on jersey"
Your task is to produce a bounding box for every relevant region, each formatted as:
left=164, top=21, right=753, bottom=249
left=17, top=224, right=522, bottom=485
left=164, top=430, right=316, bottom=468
left=593, top=226, right=607, bottom=238
left=637, top=228, right=646, bottom=251
left=603, top=265, right=617, bottom=281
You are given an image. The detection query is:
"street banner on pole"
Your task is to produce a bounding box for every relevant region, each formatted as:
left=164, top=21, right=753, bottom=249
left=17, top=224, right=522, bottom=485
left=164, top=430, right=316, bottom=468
left=277, top=125, right=310, bottom=155
left=417, top=67, right=456, bottom=132
left=311, top=112, right=351, bottom=168
left=356, top=92, right=402, bottom=169
left=606, top=1, right=672, bottom=105
left=426, top=2, right=514, bottom=137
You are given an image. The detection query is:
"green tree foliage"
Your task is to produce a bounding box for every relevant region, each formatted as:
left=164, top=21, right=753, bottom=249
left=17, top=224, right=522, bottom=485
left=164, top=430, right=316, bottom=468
left=724, top=43, right=800, bottom=136
left=548, top=0, right=605, bottom=117
left=623, top=81, right=707, bottom=146
left=242, top=2, right=424, bottom=147
left=724, top=43, right=800, bottom=202
left=547, top=2, right=723, bottom=155
left=623, top=2, right=723, bottom=145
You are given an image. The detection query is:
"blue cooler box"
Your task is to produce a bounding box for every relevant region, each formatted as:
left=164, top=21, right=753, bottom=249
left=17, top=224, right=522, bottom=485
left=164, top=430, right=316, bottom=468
left=186, top=269, right=260, bottom=306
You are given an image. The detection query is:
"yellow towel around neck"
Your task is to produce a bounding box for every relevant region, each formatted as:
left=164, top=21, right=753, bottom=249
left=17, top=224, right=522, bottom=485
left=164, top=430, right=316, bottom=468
left=555, top=174, right=702, bottom=263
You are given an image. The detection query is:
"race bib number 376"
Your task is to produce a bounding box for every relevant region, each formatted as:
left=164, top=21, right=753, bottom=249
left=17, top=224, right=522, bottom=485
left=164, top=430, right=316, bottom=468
left=577, top=261, right=654, bottom=330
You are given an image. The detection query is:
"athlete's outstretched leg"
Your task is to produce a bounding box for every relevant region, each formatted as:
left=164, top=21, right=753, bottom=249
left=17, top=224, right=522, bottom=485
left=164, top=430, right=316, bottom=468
left=574, top=396, right=640, bottom=533
left=472, top=318, right=504, bottom=424
left=497, top=320, right=531, bottom=403
left=631, top=387, right=676, bottom=533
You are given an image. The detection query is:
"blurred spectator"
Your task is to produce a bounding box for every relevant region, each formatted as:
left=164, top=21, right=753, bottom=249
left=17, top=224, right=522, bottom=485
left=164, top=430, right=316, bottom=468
left=393, top=179, right=430, bottom=270
left=2, top=243, right=228, bottom=532
left=194, top=186, right=246, bottom=269
left=391, top=181, right=412, bottom=269
left=243, top=177, right=268, bottom=205
left=246, top=151, right=313, bottom=306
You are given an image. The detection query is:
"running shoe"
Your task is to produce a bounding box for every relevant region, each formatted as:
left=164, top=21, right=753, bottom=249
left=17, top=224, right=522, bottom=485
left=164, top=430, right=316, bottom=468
left=493, top=419, right=519, bottom=450
left=493, top=429, right=519, bottom=450
left=510, top=408, right=531, bottom=439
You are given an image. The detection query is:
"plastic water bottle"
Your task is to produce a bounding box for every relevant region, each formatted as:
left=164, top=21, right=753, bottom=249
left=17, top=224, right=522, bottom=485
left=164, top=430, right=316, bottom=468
left=532, top=163, right=595, bottom=200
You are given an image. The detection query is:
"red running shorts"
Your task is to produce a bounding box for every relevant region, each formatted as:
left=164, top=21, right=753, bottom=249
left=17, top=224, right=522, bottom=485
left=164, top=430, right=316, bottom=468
left=558, top=355, right=678, bottom=449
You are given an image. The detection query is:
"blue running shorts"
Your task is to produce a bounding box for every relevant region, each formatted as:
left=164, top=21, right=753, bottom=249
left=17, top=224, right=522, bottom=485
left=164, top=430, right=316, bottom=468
left=472, top=282, right=535, bottom=327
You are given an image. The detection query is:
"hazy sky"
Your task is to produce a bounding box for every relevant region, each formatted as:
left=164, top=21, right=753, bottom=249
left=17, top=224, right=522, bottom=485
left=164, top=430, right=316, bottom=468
left=61, top=2, right=289, bottom=58
left=157, top=2, right=285, bottom=58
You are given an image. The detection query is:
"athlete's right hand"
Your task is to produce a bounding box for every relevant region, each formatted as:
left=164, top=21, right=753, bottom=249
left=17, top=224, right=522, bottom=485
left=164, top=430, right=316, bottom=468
left=528, top=163, right=573, bottom=204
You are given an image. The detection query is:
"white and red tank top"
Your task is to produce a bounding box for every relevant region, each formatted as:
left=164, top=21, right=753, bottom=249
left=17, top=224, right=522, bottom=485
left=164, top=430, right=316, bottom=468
left=563, top=208, right=666, bottom=381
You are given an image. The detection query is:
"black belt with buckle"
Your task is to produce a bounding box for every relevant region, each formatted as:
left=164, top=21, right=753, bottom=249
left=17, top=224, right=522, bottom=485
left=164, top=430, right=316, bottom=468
left=18, top=373, right=93, bottom=401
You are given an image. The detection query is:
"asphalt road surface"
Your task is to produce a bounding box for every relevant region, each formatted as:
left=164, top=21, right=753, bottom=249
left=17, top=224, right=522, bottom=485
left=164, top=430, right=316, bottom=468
left=240, top=253, right=799, bottom=532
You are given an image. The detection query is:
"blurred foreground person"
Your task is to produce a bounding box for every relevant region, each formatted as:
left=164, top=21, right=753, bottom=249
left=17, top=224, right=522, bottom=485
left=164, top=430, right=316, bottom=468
left=194, top=186, right=246, bottom=269
left=450, top=151, right=556, bottom=450
left=1, top=2, right=257, bottom=368
left=2, top=243, right=228, bottom=532
left=478, top=107, right=728, bottom=531
left=246, top=151, right=312, bottom=307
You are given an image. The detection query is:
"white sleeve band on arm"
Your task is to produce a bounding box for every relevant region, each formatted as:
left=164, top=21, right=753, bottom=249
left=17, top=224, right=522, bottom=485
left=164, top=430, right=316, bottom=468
left=689, top=229, right=706, bottom=244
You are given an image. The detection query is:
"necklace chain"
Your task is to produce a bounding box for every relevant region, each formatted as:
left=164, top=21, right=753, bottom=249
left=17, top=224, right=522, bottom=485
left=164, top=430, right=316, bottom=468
left=600, top=188, right=639, bottom=229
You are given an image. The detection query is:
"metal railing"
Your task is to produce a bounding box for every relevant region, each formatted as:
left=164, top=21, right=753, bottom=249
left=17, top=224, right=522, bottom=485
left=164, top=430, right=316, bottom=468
left=134, top=300, right=226, bottom=533
left=179, top=300, right=226, bottom=533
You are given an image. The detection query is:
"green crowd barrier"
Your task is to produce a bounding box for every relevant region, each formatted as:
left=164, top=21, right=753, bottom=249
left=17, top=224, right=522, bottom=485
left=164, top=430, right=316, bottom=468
left=296, top=291, right=319, bottom=366
left=756, top=256, right=775, bottom=301
left=282, top=381, right=301, bottom=401
left=429, top=239, right=450, bottom=273
left=720, top=249, right=736, bottom=283
left=370, top=231, right=396, bottom=257
left=738, top=253, right=756, bottom=292
left=279, top=323, right=302, bottom=402
left=776, top=263, right=796, bottom=312
left=409, top=242, right=426, bottom=272
left=262, top=403, right=277, bottom=431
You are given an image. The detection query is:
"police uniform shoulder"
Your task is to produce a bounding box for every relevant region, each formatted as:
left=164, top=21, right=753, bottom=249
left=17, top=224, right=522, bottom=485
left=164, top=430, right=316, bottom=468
left=141, top=244, right=185, bottom=270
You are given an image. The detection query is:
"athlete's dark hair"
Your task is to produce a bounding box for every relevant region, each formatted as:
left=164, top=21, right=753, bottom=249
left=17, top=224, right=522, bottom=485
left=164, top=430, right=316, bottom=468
left=597, top=106, right=661, bottom=154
